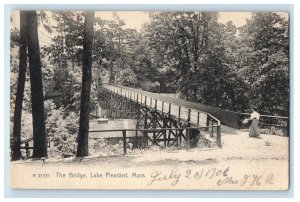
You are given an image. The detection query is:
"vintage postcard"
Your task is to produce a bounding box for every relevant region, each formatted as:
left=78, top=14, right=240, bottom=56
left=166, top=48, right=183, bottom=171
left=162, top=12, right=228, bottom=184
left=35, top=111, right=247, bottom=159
left=9, top=10, right=289, bottom=190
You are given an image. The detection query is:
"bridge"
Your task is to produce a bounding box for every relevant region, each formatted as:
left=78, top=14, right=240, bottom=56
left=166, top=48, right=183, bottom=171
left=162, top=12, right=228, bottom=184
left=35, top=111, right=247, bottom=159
left=93, top=83, right=288, bottom=152
left=93, top=84, right=222, bottom=151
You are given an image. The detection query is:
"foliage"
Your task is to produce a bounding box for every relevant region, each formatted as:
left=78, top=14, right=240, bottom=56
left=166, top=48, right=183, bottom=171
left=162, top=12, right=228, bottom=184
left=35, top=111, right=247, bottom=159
left=142, top=12, right=289, bottom=115
left=237, top=12, right=289, bottom=115
left=90, top=139, right=124, bottom=156
left=143, top=12, right=242, bottom=109
left=93, top=15, right=141, bottom=86
left=45, top=100, right=79, bottom=157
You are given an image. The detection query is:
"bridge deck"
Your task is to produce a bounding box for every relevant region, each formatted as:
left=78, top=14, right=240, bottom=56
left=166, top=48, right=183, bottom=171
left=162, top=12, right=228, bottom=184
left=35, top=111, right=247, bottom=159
left=102, top=84, right=220, bottom=127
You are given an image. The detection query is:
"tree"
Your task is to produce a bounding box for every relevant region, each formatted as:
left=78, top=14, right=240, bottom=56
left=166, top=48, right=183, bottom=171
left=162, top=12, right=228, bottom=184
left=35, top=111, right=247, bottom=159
left=11, top=11, right=28, bottom=160
left=27, top=11, right=48, bottom=158
left=145, top=12, right=237, bottom=105
left=76, top=11, right=95, bottom=157
left=238, top=12, right=289, bottom=115
left=42, top=11, right=85, bottom=107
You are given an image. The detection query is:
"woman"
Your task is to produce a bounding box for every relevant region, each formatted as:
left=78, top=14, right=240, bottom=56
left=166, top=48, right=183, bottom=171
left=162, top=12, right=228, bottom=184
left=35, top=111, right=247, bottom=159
left=248, top=107, right=260, bottom=137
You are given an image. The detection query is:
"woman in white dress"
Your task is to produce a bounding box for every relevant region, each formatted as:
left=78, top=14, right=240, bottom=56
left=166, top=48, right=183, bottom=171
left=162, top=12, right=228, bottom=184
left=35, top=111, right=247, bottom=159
left=248, top=107, right=260, bottom=137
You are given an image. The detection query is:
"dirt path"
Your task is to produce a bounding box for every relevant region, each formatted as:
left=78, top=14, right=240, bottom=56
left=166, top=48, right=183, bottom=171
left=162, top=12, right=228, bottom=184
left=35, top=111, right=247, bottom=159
left=10, top=127, right=289, bottom=190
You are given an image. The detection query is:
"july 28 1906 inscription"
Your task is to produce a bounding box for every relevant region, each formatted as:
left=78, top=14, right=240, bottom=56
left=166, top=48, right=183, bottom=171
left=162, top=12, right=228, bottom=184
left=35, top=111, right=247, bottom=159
left=9, top=10, right=289, bottom=190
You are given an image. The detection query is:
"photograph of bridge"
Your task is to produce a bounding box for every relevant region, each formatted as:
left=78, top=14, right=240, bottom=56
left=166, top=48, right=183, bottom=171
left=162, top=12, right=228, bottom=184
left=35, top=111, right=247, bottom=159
left=9, top=10, right=289, bottom=190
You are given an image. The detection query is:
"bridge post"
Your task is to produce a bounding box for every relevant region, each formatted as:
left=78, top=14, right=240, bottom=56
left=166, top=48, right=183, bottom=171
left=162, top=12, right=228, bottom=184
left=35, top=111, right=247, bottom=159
left=122, top=130, right=127, bottom=155
left=153, top=99, right=158, bottom=145
left=143, top=107, right=148, bottom=147
left=186, top=128, right=190, bottom=150
left=167, top=103, right=172, bottom=146
left=210, top=118, right=214, bottom=138
left=163, top=117, right=167, bottom=147
left=135, top=106, right=140, bottom=148
left=25, top=142, right=30, bottom=158
left=176, top=129, right=178, bottom=147
left=216, top=126, right=222, bottom=148
left=205, top=115, right=210, bottom=131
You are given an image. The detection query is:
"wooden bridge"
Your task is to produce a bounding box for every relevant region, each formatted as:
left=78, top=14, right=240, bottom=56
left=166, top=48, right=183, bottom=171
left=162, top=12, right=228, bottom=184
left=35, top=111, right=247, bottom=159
left=102, top=84, right=221, bottom=127
left=94, top=84, right=222, bottom=150
left=95, top=84, right=288, bottom=151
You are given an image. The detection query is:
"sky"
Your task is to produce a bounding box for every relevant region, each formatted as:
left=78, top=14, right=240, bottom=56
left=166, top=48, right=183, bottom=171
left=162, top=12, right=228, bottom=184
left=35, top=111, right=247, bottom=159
left=94, top=11, right=254, bottom=30
left=96, top=11, right=288, bottom=30
left=10, top=11, right=288, bottom=46
left=11, top=11, right=255, bottom=31
left=95, top=11, right=150, bottom=31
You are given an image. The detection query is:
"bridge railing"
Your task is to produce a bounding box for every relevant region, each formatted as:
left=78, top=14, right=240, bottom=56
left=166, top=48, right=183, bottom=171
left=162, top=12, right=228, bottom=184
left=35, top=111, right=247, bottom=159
left=103, top=84, right=289, bottom=137
left=102, top=84, right=221, bottom=128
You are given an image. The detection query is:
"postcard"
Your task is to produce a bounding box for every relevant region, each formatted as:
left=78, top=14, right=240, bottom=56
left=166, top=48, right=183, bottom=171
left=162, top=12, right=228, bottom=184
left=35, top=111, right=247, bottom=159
left=9, top=10, right=289, bottom=190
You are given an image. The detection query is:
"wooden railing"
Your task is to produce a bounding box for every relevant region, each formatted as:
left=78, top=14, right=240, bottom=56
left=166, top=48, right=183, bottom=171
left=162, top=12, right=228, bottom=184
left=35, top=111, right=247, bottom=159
left=102, top=84, right=221, bottom=128
left=89, top=126, right=222, bottom=155
left=102, top=84, right=289, bottom=136
left=19, top=137, right=51, bottom=158
left=239, top=113, right=289, bottom=136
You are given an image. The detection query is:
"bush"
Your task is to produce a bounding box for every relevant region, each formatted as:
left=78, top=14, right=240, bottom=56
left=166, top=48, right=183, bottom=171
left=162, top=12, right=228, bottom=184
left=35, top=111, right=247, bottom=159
left=45, top=100, right=79, bottom=158
left=90, top=139, right=124, bottom=156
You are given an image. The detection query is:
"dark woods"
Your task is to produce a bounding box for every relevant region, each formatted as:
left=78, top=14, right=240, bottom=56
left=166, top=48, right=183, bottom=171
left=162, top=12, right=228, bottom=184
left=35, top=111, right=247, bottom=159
left=10, top=11, right=289, bottom=160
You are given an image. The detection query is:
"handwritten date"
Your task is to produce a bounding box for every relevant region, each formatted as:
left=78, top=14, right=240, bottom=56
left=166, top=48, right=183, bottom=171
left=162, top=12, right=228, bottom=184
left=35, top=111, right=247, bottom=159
left=147, top=166, right=274, bottom=187
left=147, top=167, right=229, bottom=186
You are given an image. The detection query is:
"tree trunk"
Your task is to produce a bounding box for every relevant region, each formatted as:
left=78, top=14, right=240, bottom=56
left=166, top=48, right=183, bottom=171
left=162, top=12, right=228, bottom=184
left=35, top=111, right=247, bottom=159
left=97, top=62, right=101, bottom=100
left=76, top=11, right=95, bottom=157
left=11, top=11, right=29, bottom=161
left=109, top=64, right=114, bottom=84
left=27, top=11, right=47, bottom=158
left=193, top=86, right=197, bottom=102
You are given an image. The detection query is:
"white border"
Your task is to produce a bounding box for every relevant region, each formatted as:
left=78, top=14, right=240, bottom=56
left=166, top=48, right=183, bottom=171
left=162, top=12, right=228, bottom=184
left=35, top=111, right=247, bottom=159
left=1, top=0, right=298, bottom=200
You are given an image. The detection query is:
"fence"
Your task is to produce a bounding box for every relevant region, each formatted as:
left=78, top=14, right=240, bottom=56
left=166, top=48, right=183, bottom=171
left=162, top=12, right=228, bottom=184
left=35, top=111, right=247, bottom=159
left=239, top=113, right=289, bottom=136
left=89, top=126, right=222, bottom=155
left=20, top=137, right=51, bottom=159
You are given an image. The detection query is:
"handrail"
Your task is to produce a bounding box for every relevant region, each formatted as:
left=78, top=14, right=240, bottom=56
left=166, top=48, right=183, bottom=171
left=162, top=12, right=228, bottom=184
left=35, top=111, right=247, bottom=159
left=89, top=125, right=222, bottom=155
left=239, top=113, right=289, bottom=136
left=102, top=84, right=221, bottom=128
left=89, top=126, right=216, bottom=133
left=240, top=113, right=288, bottom=120
left=102, top=83, right=288, bottom=136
